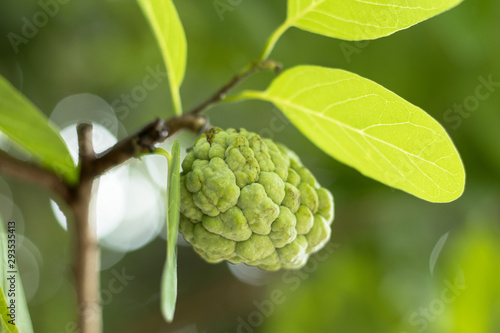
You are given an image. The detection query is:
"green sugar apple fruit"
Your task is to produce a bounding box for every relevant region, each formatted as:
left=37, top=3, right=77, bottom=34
left=179, top=128, right=334, bottom=270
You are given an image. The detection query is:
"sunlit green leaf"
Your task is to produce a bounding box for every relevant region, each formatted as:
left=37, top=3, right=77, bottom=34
left=0, top=286, right=19, bottom=333
left=239, top=66, right=465, bottom=202
left=0, top=218, right=34, bottom=333
left=0, top=75, right=77, bottom=184
left=138, top=0, right=187, bottom=115
left=286, top=0, right=464, bottom=41
left=160, top=141, right=181, bottom=322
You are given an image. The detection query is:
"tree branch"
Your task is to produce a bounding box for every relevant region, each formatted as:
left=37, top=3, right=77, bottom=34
left=70, top=123, right=101, bottom=333
left=0, top=150, right=72, bottom=201
left=90, top=113, right=207, bottom=177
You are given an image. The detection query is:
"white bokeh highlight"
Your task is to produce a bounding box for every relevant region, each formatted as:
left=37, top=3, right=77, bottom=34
left=51, top=124, right=127, bottom=240
left=48, top=93, right=166, bottom=253
left=227, top=263, right=273, bottom=286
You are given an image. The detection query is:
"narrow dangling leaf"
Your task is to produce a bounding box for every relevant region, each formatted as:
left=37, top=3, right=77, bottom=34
left=159, top=141, right=181, bottom=322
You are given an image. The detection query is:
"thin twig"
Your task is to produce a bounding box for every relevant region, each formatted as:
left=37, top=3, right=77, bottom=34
left=186, top=60, right=282, bottom=116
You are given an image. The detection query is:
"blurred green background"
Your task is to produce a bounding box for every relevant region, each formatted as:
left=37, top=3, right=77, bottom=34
left=1, top=0, right=499, bottom=332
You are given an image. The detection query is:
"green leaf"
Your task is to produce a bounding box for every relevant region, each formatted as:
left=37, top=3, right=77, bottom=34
left=0, top=286, right=19, bottom=333
left=0, top=75, right=77, bottom=184
left=0, top=218, right=34, bottom=333
left=160, top=141, right=181, bottom=322
left=259, top=0, right=463, bottom=60
left=138, top=0, right=187, bottom=115
left=286, top=0, right=463, bottom=41
left=238, top=66, right=465, bottom=202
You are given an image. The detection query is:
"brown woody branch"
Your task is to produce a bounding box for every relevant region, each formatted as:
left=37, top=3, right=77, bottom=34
left=0, top=149, right=72, bottom=201
left=0, top=114, right=207, bottom=202
left=70, top=123, right=101, bottom=333
left=90, top=113, right=207, bottom=177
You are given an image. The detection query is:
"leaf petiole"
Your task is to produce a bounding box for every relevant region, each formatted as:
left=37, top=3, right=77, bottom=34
left=153, top=147, right=172, bottom=164
left=223, top=90, right=266, bottom=104
left=258, top=20, right=291, bottom=61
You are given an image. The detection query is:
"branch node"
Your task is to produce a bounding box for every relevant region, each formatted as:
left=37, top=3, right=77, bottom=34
left=136, top=118, right=169, bottom=152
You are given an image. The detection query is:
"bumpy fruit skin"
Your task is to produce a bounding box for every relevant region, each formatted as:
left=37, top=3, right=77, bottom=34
left=179, top=128, right=334, bottom=270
